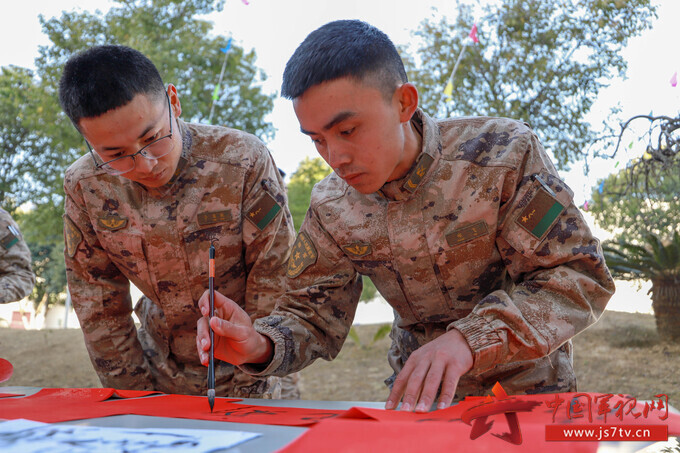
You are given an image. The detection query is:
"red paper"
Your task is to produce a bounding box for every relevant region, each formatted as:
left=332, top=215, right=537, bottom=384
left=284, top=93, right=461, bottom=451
left=0, top=358, right=13, bottom=383
left=0, top=393, right=23, bottom=399
left=105, top=395, right=341, bottom=426
left=278, top=418, right=598, bottom=453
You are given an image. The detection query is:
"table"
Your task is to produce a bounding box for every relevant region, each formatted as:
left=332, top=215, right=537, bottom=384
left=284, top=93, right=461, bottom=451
left=0, top=386, right=385, bottom=452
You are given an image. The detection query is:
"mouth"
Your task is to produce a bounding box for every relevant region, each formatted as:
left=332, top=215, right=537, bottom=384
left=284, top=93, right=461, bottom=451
left=339, top=172, right=363, bottom=185
left=142, top=168, right=166, bottom=183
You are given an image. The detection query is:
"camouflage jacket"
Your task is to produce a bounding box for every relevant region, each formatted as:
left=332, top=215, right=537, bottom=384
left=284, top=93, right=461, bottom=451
left=0, top=208, right=35, bottom=303
left=250, top=110, right=615, bottom=399
left=64, top=120, right=295, bottom=397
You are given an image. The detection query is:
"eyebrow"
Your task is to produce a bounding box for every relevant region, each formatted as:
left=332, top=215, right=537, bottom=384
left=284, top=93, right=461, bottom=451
left=100, top=106, right=166, bottom=151
left=300, top=111, right=356, bottom=135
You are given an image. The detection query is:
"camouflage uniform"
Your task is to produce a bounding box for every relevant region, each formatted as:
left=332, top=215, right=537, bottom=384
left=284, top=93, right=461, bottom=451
left=0, top=208, right=35, bottom=303
left=248, top=110, right=615, bottom=400
left=64, top=120, right=297, bottom=398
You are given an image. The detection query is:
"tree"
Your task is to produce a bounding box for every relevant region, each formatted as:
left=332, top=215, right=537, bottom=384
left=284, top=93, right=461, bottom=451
left=589, top=158, right=680, bottom=244
left=404, top=0, right=657, bottom=169
left=604, top=114, right=680, bottom=193
left=604, top=232, right=680, bottom=340
left=286, top=157, right=332, bottom=232
left=286, top=157, right=377, bottom=302
left=1, top=0, right=276, bottom=308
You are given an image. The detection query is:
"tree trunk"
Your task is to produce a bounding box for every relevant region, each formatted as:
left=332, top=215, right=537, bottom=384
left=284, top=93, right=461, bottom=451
left=651, top=277, right=680, bottom=341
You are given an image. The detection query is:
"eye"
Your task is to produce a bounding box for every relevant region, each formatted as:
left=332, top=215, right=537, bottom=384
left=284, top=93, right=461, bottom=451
left=146, top=131, right=161, bottom=143
left=339, top=127, right=355, bottom=136
left=311, top=137, right=326, bottom=146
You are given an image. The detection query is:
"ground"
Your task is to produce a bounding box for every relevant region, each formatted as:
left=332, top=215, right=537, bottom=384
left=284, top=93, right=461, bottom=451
left=1, top=310, right=678, bottom=405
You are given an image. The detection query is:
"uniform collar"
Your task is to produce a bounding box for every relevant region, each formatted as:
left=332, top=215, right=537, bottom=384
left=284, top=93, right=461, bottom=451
left=143, top=119, right=193, bottom=198
left=378, top=109, right=441, bottom=202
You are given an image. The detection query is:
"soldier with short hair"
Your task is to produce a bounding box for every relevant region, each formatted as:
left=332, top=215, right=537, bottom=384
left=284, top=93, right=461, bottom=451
left=60, top=45, right=299, bottom=398
left=0, top=208, right=35, bottom=303
left=197, top=20, right=615, bottom=411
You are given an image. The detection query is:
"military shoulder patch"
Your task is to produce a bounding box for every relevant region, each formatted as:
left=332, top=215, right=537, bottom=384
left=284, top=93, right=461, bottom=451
left=197, top=209, right=232, bottom=226
left=64, top=215, right=83, bottom=258
left=402, top=153, right=434, bottom=193
left=516, top=188, right=565, bottom=239
left=287, top=232, right=318, bottom=278
left=446, top=220, right=489, bottom=247
left=97, top=214, right=128, bottom=231
left=0, top=226, right=19, bottom=250
left=246, top=193, right=281, bottom=231
left=342, top=242, right=371, bottom=258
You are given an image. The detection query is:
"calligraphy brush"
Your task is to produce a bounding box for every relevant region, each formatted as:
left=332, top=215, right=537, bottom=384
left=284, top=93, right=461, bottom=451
left=208, top=243, right=215, bottom=412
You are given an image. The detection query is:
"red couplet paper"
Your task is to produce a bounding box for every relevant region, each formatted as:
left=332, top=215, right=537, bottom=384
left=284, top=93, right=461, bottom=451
left=277, top=418, right=599, bottom=453
left=0, top=358, right=13, bottom=383
left=0, top=388, right=164, bottom=422
left=104, top=395, right=341, bottom=426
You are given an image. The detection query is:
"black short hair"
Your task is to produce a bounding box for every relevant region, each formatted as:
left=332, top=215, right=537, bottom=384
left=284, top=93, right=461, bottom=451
left=281, top=20, right=407, bottom=101
left=58, top=45, right=165, bottom=126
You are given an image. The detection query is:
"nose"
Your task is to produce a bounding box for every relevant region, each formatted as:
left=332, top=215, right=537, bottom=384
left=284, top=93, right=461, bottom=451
left=134, top=155, right=158, bottom=174
left=325, top=141, right=351, bottom=169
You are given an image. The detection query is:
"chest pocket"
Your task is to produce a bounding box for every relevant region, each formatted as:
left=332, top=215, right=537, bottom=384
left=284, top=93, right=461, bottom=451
left=433, top=220, right=502, bottom=313
left=95, top=228, right=154, bottom=298
left=182, top=209, right=245, bottom=305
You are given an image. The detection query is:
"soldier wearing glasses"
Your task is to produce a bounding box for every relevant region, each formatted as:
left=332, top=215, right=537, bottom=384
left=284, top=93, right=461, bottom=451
left=59, top=45, right=298, bottom=398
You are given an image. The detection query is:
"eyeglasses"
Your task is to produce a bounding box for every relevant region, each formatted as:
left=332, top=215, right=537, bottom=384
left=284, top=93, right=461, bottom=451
left=86, top=92, right=175, bottom=176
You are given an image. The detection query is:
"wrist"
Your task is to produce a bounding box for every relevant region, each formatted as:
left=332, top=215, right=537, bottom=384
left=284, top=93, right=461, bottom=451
left=250, top=332, right=274, bottom=365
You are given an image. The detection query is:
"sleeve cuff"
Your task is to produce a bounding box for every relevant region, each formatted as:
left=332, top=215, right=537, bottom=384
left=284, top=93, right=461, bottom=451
left=448, top=313, right=503, bottom=374
left=238, top=319, right=287, bottom=377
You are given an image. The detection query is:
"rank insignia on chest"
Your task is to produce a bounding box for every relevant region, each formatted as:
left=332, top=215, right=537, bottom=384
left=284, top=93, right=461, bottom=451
left=0, top=226, right=19, bottom=250
left=446, top=220, right=489, bottom=247
left=287, top=232, right=318, bottom=278
left=342, top=242, right=372, bottom=258
left=516, top=188, right=565, bottom=239
left=197, top=210, right=232, bottom=226
left=64, top=215, right=83, bottom=257
left=97, top=214, right=128, bottom=231
left=246, top=193, right=281, bottom=231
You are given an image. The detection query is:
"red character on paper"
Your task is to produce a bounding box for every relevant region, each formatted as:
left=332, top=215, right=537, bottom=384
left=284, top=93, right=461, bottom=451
left=460, top=382, right=541, bottom=445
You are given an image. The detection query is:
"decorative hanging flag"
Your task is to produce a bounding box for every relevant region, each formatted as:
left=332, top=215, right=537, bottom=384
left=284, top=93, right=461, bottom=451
left=221, top=37, right=233, bottom=54
left=628, top=141, right=633, bottom=149
left=671, top=71, right=678, bottom=87
left=582, top=201, right=589, bottom=211
left=615, top=161, right=620, bottom=167
left=241, top=0, right=249, bottom=4
left=443, top=80, right=453, bottom=101
left=598, top=181, right=604, bottom=194
left=212, top=85, right=220, bottom=101
left=468, top=23, right=479, bottom=44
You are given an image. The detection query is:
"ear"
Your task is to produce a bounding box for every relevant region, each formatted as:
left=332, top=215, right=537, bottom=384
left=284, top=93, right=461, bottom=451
left=166, top=84, right=182, bottom=118
left=395, top=83, right=419, bottom=123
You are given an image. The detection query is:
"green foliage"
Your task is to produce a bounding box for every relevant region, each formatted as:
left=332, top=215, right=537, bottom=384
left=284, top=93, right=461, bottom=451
left=286, top=157, right=332, bottom=231
left=359, top=276, right=377, bottom=302
left=589, top=159, right=680, bottom=243
left=0, top=0, right=276, bottom=307
left=603, top=232, right=680, bottom=282
left=371, top=323, right=391, bottom=344
left=405, top=0, right=657, bottom=169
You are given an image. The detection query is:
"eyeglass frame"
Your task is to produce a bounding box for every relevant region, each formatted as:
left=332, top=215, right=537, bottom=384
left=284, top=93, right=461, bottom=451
left=84, top=91, right=175, bottom=176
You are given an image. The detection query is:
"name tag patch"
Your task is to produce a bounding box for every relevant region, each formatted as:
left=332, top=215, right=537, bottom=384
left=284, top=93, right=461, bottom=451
left=197, top=210, right=232, bottom=226
left=446, top=220, right=489, bottom=247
